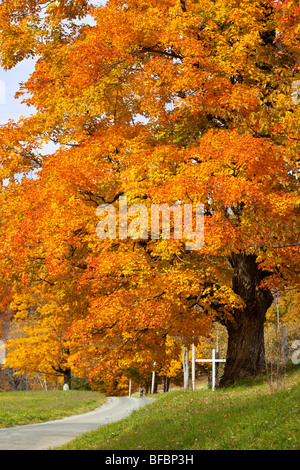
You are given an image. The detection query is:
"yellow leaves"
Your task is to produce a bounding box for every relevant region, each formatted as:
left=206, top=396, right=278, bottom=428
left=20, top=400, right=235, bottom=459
left=5, top=290, right=75, bottom=378
left=0, top=0, right=299, bottom=392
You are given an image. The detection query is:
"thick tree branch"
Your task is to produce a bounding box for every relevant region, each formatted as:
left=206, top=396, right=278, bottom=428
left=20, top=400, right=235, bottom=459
left=180, top=0, right=187, bottom=12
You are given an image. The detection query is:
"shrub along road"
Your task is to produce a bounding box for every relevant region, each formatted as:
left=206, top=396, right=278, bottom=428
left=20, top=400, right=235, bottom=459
left=0, top=396, right=152, bottom=450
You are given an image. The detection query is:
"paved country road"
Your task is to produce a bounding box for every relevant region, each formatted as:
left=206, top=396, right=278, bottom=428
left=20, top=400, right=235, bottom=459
left=0, top=396, right=153, bottom=450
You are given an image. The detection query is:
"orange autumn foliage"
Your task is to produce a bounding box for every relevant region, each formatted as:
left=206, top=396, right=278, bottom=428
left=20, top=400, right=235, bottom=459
left=0, top=0, right=299, bottom=390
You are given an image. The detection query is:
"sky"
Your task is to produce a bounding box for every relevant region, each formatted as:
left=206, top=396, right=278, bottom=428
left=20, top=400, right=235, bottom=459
left=0, top=3, right=107, bottom=177
left=0, top=58, right=36, bottom=125
left=0, top=57, right=51, bottom=182
left=0, top=1, right=106, bottom=125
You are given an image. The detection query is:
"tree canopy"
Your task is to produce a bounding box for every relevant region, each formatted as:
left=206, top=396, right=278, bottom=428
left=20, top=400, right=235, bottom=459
left=0, top=0, right=299, bottom=390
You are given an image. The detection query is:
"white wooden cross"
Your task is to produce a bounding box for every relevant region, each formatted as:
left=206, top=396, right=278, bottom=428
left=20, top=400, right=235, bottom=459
left=192, top=345, right=226, bottom=391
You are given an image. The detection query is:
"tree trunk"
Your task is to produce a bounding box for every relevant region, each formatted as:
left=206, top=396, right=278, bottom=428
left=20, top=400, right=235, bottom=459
left=63, top=368, right=71, bottom=389
left=219, top=253, right=273, bottom=387
left=154, top=373, right=159, bottom=394
left=163, top=376, right=170, bottom=392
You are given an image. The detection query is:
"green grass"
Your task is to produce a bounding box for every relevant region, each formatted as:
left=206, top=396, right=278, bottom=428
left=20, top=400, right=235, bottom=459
left=0, top=390, right=106, bottom=428
left=57, top=367, right=300, bottom=450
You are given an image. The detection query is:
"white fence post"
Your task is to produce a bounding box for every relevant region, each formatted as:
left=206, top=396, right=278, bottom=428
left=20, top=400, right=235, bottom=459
left=192, top=344, right=196, bottom=391
left=151, top=362, right=156, bottom=394
left=183, top=346, right=189, bottom=390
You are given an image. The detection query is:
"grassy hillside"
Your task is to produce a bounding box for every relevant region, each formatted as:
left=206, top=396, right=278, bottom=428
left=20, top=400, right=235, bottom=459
left=0, top=390, right=106, bottom=428
left=57, top=366, right=300, bottom=450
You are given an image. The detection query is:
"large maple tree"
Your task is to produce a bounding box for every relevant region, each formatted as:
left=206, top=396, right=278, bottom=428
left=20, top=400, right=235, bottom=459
left=0, top=0, right=299, bottom=388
